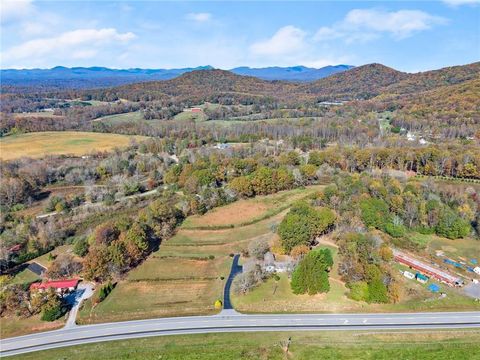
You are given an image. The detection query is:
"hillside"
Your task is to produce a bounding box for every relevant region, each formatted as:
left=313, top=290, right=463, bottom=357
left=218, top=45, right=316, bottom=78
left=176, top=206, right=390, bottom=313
left=383, top=62, right=480, bottom=95
left=299, top=63, right=409, bottom=101
left=103, top=69, right=300, bottom=104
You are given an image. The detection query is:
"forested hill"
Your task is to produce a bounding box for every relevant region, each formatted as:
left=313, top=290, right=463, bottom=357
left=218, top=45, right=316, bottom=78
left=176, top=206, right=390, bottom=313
left=84, top=62, right=480, bottom=105
left=381, top=62, right=480, bottom=95
left=299, top=63, right=409, bottom=101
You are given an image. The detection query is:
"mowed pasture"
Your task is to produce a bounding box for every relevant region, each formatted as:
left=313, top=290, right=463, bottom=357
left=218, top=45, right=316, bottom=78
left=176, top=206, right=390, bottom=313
left=78, top=186, right=323, bottom=324
left=0, top=132, right=148, bottom=160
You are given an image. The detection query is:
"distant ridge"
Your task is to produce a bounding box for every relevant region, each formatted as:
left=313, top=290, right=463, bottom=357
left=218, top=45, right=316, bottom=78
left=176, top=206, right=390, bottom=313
left=230, top=65, right=354, bottom=81
left=0, top=64, right=354, bottom=89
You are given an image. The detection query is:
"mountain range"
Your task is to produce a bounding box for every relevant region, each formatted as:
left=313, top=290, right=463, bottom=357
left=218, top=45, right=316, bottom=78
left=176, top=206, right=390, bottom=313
left=0, top=64, right=354, bottom=88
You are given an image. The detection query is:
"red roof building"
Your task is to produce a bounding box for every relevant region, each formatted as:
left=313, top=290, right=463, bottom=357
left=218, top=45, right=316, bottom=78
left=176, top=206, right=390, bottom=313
left=30, top=279, right=79, bottom=292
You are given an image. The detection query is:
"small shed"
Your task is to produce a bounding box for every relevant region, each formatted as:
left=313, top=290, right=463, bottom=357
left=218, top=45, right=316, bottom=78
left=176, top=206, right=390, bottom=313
left=416, top=273, right=429, bottom=284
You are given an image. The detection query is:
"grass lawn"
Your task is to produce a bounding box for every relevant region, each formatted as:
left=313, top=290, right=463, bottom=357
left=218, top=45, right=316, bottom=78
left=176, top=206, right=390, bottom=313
left=11, top=330, right=480, bottom=360
left=0, top=132, right=148, bottom=160
left=10, top=268, right=40, bottom=285
left=428, top=236, right=480, bottom=261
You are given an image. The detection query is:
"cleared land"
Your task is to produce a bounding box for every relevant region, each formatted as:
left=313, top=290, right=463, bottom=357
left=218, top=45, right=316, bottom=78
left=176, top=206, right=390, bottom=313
left=0, top=132, right=148, bottom=160
left=10, top=330, right=480, bottom=360
left=93, top=111, right=144, bottom=124
left=183, top=186, right=322, bottom=228
left=78, top=187, right=322, bottom=324
left=232, top=241, right=480, bottom=314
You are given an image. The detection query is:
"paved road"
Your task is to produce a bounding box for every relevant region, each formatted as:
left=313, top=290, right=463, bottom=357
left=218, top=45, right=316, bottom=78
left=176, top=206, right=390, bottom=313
left=223, top=254, right=242, bottom=310
left=1, top=311, right=480, bottom=357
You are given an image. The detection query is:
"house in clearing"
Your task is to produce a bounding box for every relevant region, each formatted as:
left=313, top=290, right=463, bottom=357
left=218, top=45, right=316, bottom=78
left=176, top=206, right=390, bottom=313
left=30, top=279, right=79, bottom=294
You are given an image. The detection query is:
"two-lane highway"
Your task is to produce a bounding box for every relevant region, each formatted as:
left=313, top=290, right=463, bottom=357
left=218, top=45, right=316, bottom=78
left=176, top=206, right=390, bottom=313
left=2, top=311, right=480, bottom=357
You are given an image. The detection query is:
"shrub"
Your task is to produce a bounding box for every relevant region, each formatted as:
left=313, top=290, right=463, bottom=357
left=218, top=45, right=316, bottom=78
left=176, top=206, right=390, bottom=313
left=348, top=281, right=369, bottom=302
left=384, top=222, right=406, bottom=238
left=73, top=236, right=89, bottom=257
left=97, top=282, right=115, bottom=303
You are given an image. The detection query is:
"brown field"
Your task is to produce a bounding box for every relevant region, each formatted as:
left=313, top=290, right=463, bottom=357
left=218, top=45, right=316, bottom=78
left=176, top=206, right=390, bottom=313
left=183, top=186, right=323, bottom=228
left=0, top=131, right=148, bottom=160
left=187, top=201, right=269, bottom=226
left=0, top=314, right=64, bottom=339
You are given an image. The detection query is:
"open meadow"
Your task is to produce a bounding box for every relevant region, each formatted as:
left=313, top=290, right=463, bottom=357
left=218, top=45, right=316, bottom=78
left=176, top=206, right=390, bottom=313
left=10, top=330, right=480, bottom=360
left=0, top=131, right=148, bottom=160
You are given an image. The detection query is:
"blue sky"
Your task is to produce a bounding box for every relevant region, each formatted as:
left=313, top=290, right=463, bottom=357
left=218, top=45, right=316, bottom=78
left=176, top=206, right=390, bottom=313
left=1, top=0, right=479, bottom=71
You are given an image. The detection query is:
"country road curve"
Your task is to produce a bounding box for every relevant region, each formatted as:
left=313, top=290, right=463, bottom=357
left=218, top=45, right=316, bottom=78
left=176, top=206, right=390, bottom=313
left=1, top=311, right=480, bottom=357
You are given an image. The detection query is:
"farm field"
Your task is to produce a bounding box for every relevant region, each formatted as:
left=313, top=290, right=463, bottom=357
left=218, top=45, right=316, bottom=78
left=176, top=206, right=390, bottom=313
left=78, top=186, right=323, bottom=324
left=0, top=132, right=148, bottom=160
left=11, top=330, right=480, bottom=360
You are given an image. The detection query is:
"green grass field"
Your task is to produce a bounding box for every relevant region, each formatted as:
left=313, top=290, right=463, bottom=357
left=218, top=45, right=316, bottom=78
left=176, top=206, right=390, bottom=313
left=0, top=132, right=148, bottom=160
left=10, top=330, right=480, bottom=360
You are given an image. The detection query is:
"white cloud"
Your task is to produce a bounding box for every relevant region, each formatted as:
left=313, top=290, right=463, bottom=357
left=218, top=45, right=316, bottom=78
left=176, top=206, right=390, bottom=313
left=250, top=25, right=306, bottom=56
left=2, top=28, right=135, bottom=65
left=443, top=0, right=479, bottom=6
left=186, top=12, right=212, bottom=22
left=1, top=0, right=34, bottom=23
left=314, top=8, right=447, bottom=43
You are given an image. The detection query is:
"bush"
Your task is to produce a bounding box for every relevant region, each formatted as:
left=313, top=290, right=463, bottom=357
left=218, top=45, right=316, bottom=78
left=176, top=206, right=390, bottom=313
left=73, top=236, right=89, bottom=257
left=367, top=278, right=389, bottom=303
left=348, top=281, right=369, bottom=302
left=385, top=222, right=406, bottom=238
left=97, top=282, right=115, bottom=302
left=41, top=305, right=64, bottom=322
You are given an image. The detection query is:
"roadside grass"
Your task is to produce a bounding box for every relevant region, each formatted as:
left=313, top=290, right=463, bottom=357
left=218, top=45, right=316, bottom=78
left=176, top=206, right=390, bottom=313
left=10, top=330, right=480, bottom=360
left=1, top=314, right=64, bottom=339
left=0, top=131, right=148, bottom=160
